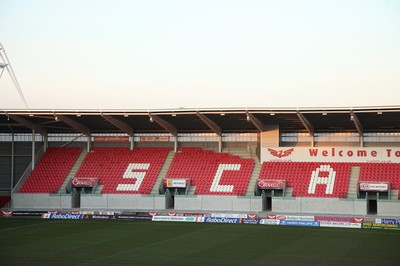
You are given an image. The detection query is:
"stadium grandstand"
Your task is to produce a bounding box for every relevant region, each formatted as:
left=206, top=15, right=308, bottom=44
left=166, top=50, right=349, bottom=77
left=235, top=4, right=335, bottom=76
left=0, top=107, right=400, bottom=216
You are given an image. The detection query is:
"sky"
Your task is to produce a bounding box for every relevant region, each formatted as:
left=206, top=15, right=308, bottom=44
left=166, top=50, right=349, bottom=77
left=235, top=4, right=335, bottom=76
left=1, top=0, right=400, bottom=110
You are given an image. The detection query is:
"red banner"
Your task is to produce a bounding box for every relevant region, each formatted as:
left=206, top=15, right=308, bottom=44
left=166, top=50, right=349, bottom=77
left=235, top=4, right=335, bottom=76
left=257, top=179, right=286, bottom=189
left=359, top=182, right=389, bottom=192
left=94, top=136, right=129, bottom=142
left=314, top=216, right=364, bottom=223
left=72, top=178, right=98, bottom=187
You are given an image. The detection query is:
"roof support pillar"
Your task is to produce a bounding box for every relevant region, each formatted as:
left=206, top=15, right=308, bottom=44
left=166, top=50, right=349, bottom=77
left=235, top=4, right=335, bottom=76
left=350, top=112, right=364, bottom=147
left=218, top=136, right=222, bottom=153
left=43, top=132, right=48, bottom=152
left=129, top=135, right=135, bottom=150
left=87, top=135, right=91, bottom=152
left=174, top=136, right=178, bottom=152
left=11, top=132, right=14, bottom=191
left=32, top=130, right=35, bottom=170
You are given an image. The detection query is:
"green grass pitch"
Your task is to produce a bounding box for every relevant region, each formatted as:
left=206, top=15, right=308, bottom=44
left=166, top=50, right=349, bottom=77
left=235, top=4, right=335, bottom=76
left=0, top=218, right=399, bottom=265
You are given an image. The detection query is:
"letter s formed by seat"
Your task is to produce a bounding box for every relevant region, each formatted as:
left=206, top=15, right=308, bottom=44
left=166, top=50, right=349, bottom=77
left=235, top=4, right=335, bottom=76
left=117, top=163, right=150, bottom=191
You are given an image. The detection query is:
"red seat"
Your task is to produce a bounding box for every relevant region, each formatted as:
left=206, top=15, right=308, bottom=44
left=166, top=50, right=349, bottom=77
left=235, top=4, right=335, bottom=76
left=19, top=147, right=82, bottom=193
left=165, top=148, right=254, bottom=196
left=74, top=147, right=171, bottom=194
left=258, top=162, right=352, bottom=198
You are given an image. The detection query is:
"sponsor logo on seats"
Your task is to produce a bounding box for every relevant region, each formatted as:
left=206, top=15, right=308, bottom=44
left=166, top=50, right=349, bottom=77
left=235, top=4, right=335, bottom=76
left=164, top=179, right=187, bottom=188
left=72, top=177, right=98, bottom=187
left=359, top=182, right=389, bottom=192
left=257, top=179, right=286, bottom=189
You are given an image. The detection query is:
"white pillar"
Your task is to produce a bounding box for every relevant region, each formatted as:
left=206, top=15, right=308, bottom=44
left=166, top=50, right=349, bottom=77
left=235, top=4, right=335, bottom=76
left=11, top=132, right=14, bottom=190
left=130, top=134, right=134, bottom=150
left=32, top=130, right=35, bottom=170
left=43, top=133, right=48, bottom=152
left=174, top=136, right=178, bottom=152
left=87, top=135, right=91, bottom=151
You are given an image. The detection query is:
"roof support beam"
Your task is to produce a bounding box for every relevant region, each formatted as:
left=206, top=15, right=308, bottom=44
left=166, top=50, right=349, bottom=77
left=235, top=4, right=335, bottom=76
left=56, top=115, right=91, bottom=136
left=102, top=115, right=134, bottom=135
left=8, top=115, right=46, bottom=135
left=197, top=113, right=222, bottom=136
left=247, top=113, right=264, bottom=132
left=350, top=112, right=363, bottom=135
left=151, top=115, right=177, bottom=136
left=297, top=112, right=314, bottom=136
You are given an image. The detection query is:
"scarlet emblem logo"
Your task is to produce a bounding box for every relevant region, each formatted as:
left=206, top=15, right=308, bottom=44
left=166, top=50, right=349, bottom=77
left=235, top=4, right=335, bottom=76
left=268, top=148, right=294, bottom=158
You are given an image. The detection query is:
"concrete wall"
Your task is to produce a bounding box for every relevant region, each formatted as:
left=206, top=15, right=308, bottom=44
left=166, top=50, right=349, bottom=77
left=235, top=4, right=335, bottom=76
left=378, top=200, right=400, bottom=216
left=12, top=193, right=400, bottom=217
left=173, top=196, right=262, bottom=212
left=81, top=194, right=165, bottom=210
left=272, top=197, right=367, bottom=215
left=12, top=193, right=71, bottom=209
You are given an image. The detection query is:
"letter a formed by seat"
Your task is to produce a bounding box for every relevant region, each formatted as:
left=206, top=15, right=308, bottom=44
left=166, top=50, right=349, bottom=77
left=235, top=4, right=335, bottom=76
left=307, top=165, right=336, bottom=195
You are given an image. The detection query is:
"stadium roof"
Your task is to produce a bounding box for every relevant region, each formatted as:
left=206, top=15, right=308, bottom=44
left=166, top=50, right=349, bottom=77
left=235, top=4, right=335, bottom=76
left=1, top=106, right=400, bottom=135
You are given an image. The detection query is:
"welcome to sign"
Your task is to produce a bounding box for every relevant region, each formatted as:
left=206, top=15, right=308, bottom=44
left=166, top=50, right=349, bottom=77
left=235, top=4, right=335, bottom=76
left=262, top=147, right=400, bottom=163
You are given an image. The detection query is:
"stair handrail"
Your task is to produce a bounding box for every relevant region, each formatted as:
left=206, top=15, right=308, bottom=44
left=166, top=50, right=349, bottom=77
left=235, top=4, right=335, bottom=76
left=11, top=145, right=45, bottom=194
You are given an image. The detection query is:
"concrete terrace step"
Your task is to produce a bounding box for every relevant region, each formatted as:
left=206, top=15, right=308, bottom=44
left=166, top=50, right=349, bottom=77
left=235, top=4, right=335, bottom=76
left=347, top=166, right=360, bottom=199
left=150, top=150, right=175, bottom=195
left=58, top=149, right=87, bottom=194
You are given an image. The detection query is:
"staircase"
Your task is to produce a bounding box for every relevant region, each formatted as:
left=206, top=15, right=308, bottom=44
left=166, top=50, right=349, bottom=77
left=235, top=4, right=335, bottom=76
left=187, top=185, right=196, bottom=195
left=58, top=149, right=87, bottom=193
left=347, top=166, right=360, bottom=199
left=245, top=154, right=262, bottom=196
left=284, top=187, right=293, bottom=197
left=93, top=184, right=104, bottom=194
left=150, top=150, right=175, bottom=194
left=390, top=190, right=399, bottom=200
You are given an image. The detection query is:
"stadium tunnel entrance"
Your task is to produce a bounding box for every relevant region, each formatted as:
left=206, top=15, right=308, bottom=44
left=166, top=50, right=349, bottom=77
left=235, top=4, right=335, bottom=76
left=71, top=188, right=81, bottom=208
left=161, top=179, right=191, bottom=210
left=68, top=178, right=98, bottom=209
left=255, top=179, right=285, bottom=212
